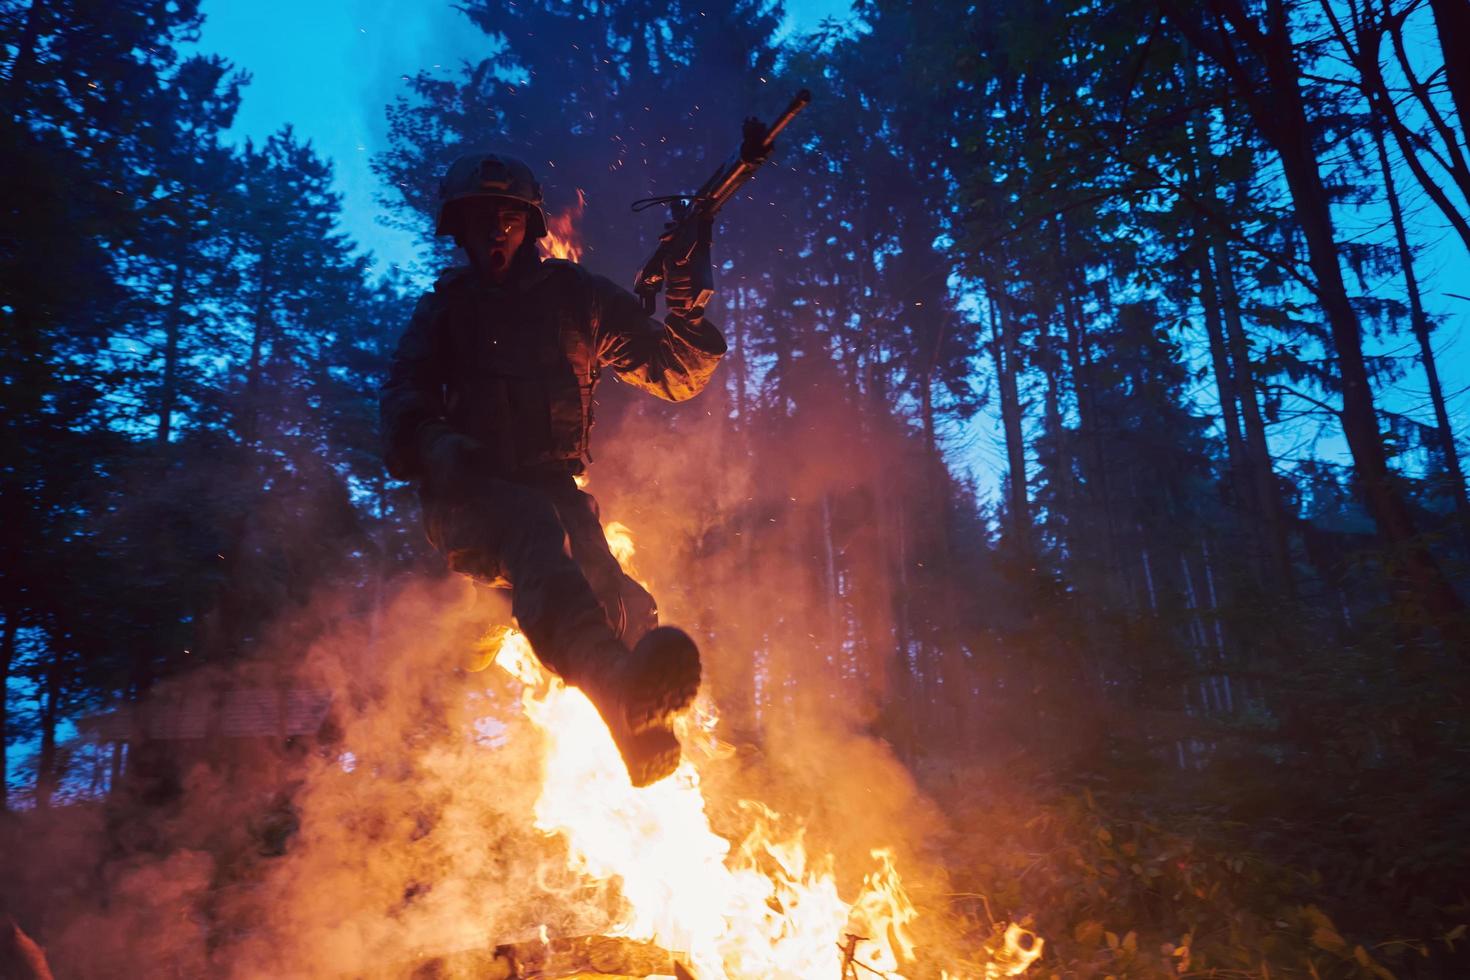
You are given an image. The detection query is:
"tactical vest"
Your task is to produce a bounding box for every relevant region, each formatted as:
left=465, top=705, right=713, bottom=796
left=435, top=262, right=600, bottom=474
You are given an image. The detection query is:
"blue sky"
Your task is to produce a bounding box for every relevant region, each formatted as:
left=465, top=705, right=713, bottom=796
left=194, top=0, right=855, bottom=279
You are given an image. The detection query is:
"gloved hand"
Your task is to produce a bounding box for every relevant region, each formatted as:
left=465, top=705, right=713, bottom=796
left=663, top=213, right=714, bottom=319
left=417, top=421, right=489, bottom=497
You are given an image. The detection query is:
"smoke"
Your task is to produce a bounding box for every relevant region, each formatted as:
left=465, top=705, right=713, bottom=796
left=8, top=574, right=598, bottom=977
left=585, top=381, right=988, bottom=963
left=6, top=366, right=1009, bottom=977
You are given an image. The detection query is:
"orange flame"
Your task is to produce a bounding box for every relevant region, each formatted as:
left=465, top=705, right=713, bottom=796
left=538, top=187, right=586, bottom=263
left=481, top=500, right=1042, bottom=978
left=602, top=520, right=648, bottom=589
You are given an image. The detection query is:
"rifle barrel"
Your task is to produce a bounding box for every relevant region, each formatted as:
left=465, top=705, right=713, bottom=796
left=764, top=89, right=812, bottom=145
left=705, top=89, right=812, bottom=209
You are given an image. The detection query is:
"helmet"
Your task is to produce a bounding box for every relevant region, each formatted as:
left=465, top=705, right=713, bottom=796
left=435, top=152, right=548, bottom=239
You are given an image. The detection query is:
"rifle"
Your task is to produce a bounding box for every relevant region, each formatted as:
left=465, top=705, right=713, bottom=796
left=632, top=89, right=811, bottom=316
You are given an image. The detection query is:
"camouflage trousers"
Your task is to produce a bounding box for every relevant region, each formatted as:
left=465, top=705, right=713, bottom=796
left=420, top=473, right=657, bottom=679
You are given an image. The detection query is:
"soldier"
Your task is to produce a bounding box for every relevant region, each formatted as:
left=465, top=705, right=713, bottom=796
left=380, top=152, right=725, bottom=787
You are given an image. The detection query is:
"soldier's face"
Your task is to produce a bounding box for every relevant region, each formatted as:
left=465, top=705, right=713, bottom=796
left=460, top=199, right=529, bottom=279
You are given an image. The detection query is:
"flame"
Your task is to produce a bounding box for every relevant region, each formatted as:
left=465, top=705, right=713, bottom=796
left=538, top=187, right=586, bottom=263
left=481, top=521, right=1041, bottom=979
left=846, top=848, right=919, bottom=973
left=602, top=520, right=647, bottom=589
left=982, top=925, right=1046, bottom=978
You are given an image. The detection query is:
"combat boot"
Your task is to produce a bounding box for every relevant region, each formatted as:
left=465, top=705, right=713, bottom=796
left=575, top=626, right=702, bottom=787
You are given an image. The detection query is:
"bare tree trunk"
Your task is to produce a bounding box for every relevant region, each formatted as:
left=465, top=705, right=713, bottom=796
left=989, top=291, right=1031, bottom=558
left=1197, top=246, right=1251, bottom=511
left=1370, top=117, right=1470, bottom=537
left=35, top=646, right=61, bottom=809
left=1183, top=49, right=1252, bottom=516
left=3, top=0, right=44, bottom=103
left=1185, top=44, right=1295, bottom=592
left=243, top=251, right=274, bottom=446
left=1041, top=316, right=1068, bottom=510
left=156, top=242, right=190, bottom=444
left=732, top=285, right=749, bottom=424
left=890, top=501, right=918, bottom=760
left=1056, top=223, right=1128, bottom=594
left=1213, top=241, right=1296, bottom=597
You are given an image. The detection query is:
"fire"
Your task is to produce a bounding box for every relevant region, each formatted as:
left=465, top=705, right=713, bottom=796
left=464, top=160, right=1037, bottom=978
left=480, top=518, right=1044, bottom=979
left=602, top=520, right=645, bottom=587
left=538, top=187, right=587, bottom=263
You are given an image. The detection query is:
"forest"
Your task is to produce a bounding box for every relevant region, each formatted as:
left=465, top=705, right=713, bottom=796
left=2, top=0, right=1468, bottom=977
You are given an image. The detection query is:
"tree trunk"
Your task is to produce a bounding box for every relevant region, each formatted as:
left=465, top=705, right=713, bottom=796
left=918, top=368, right=937, bottom=462
left=1187, top=43, right=1293, bottom=591
left=35, top=646, right=62, bottom=809
left=1213, top=240, right=1296, bottom=596
left=989, top=291, right=1031, bottom=558
left=1058, top=241, right=1130, bottom=601
left=0, top=608, right=14, bottom=812
left=1379, top=0, right=1470, bottom=203
left=1197, top=243, right=1251, bottom=512
left=3, top=0, right=44, bottom=104
left=1427, top=0, right=1470, bottom=145
left=1370, top=115, right=1470, bottom=538
left=732, top=285, right=749, bottom=425
left=1183, top=46, right=1252, bottom=516
left=243, top=250, right=274, bottom=445
left=156, top=239, right=191, bottom=443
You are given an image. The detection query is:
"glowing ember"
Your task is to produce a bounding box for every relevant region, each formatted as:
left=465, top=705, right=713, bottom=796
left=538, top=187, right=587, bottom=263
left=981, top=925, right=1046, bottom=978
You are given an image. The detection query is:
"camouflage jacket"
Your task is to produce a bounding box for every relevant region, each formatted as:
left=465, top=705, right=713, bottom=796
left=380, top=254, right=726, bottom=481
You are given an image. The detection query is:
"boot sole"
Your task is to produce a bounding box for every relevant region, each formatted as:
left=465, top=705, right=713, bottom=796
left=624, top=626, right=702, bottom=734
left=609, top=724, right=683, bottom=788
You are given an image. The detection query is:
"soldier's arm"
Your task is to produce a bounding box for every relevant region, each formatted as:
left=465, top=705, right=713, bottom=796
left=589, top=272, right=727, bottom=402
left=379, top=292, right=448, bottom=479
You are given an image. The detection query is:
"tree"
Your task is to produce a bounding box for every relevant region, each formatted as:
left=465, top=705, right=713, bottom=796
left=1162, top=0, right=1465, bottom=637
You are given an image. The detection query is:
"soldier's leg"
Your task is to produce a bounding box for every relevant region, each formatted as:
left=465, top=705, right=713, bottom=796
left=420, top=482, right=613, bottom=682
left=421, top=482, right=696, bottom=787
left=539, top=483, right=695, bottom=736
left=545, top=483, right=659, bottom=647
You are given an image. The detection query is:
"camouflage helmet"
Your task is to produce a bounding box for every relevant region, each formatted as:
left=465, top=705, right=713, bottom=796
left=435, top=151, right=548, bottom=239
